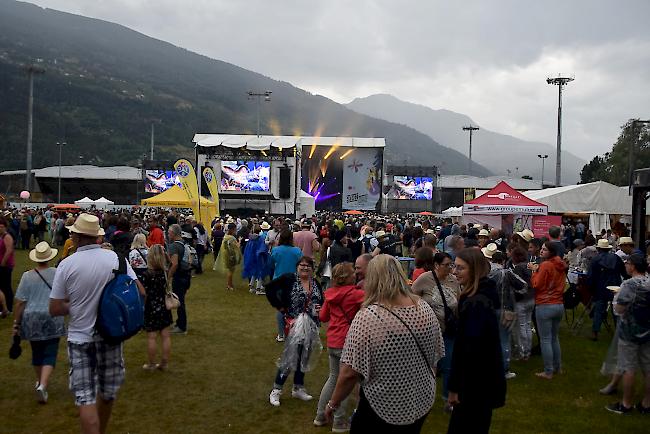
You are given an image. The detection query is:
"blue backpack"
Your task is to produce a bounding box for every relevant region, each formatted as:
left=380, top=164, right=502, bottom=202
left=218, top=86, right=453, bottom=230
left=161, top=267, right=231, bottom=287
left=96, top=255, right=144, bottom=344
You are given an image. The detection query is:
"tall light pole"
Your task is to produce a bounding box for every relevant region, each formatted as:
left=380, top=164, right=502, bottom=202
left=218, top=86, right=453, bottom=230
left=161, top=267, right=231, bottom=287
left=629, top=119, right=650, bottom=193
left=149, top=119, right=161, bottom=160
left=537, top=154, right=548, bottom=186
left=247, top=90, right=272, bottom=136
left=546, top=74, right=574, bottom=187
left=25, top=64, right=45, bottom=192
left=57, top=141, right=67, bottom=203
left=462, top=125, right=479, bottom=176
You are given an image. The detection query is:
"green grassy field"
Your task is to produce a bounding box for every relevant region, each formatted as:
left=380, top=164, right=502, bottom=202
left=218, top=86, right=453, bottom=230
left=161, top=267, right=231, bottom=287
left=0, top=248, right=648, bottom=433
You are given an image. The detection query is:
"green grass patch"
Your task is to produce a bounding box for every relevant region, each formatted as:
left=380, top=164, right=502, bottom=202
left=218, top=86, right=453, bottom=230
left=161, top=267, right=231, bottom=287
left=1, top=249, right=648, bottom=433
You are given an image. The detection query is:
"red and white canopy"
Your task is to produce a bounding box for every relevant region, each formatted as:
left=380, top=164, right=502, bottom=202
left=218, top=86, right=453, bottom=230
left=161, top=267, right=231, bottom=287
left=462, top=181, right=547, bottom=215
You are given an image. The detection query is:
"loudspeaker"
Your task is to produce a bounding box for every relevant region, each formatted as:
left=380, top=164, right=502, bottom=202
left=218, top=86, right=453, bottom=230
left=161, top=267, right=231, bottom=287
left=279, top=167, right=291, bottom=199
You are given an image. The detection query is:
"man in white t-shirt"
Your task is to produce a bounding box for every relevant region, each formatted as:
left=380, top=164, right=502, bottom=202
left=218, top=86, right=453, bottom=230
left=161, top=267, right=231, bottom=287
left=50, top=213, right=141, bottom=434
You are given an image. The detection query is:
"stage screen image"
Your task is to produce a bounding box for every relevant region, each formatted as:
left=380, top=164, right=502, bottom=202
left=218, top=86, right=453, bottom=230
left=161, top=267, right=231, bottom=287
left=385, top=176, right=433, bottom=200
left=144, top=170, right=181, bottom=193
left=220, top=161, right=270, bottom=192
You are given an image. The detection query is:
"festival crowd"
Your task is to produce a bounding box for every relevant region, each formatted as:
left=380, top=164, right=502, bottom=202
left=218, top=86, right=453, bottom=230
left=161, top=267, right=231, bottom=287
left=1, top=206, right=649, bottom=433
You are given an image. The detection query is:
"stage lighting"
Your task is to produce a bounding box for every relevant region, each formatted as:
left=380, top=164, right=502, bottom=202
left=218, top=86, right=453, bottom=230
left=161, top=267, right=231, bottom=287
left=339, top=149, right=353, bottom=160
left=308, top=143, right=317, bottom=159
left=261, top=150, right=267, bottom=157
left=323, top=145, right=339, bottom=160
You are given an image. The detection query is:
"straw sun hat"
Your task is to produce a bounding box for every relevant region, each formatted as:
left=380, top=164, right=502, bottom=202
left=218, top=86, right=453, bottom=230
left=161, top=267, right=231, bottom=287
left=516, top=229, right=535, bottom=243
left=65, top=213, right=105, bottom=237
left=29, top=241, right=58, bottom=263
left=481, top=243, right=499, bottom=259
left=596, top=239, right=613, bottom=249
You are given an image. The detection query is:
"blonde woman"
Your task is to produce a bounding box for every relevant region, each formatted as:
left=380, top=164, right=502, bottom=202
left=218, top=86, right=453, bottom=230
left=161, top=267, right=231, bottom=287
left=128, top=233, right=149, bottom=280
left=325, top=254, right=444, bottom=432
left=140, top=244, right=172, bottom=370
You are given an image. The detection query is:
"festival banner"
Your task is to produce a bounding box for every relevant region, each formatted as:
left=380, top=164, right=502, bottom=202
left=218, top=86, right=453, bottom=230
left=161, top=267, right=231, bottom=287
left=531, top=215, right=563, bottom=238
left=173, top=159, right=201, bottom=220
left=202, top=166, right=220, bottom=217
left=342, top=148, right=382, bottom=210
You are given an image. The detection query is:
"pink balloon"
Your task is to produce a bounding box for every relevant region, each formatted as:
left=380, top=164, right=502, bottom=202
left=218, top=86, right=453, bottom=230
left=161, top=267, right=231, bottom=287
left=20, top=190, right=30, bottom=199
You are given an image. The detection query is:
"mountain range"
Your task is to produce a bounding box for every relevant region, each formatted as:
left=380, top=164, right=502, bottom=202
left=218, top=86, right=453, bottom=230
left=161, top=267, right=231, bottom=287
left=0, top=0, right=492, bottom=177
left=346, top=94, right=586, bottom=184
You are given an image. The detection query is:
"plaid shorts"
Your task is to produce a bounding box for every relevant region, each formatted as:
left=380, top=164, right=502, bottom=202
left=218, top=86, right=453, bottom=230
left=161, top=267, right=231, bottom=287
left=67, top=339, right=125, bottom=406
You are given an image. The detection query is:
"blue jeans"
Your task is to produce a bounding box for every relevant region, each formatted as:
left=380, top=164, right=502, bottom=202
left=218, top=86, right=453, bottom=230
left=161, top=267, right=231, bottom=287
left=496, top=309, right=512, bottom=371
left=273, top=345, right=304, bottom=389
left=173, top=272, right=191, bottom=331
left=535, top=304, right=564, bottom=375
left=516, top=299, right=535, bottom=358
left=592, top=299, right=609, bottom=334
left=276, top=311, right=285, bottom=338
left=437, top=336, right=455, bottom=401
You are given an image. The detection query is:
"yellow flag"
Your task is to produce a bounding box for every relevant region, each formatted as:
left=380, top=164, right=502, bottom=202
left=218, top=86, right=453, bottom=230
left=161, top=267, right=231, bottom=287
left=173, top=159, right=201, bottom=220
left=202, top=167, right=220, bottom=217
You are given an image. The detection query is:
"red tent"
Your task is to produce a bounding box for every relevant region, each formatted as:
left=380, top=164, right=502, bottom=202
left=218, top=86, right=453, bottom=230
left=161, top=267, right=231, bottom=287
left=462, top=181, right=547, bottom=215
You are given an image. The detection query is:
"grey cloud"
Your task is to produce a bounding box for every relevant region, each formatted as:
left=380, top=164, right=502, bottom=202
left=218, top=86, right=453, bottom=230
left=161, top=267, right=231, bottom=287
left=30, top=0, right=650, bottom=159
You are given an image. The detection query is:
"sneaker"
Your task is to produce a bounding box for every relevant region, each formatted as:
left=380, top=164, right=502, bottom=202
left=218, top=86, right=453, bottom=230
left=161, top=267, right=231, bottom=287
left=313, top=415, right=328, bottom=427
left=599, top=385, right=617, bottom=395
left=292, top=387, right=313, bottom=401
left=276, top=335, right=285, bottom=343
left=249, top=285, right=255, bottom=294
left=170, top=326, right=187, bottom=335
left=35, top=384, right=48, bottom=404
left=505, top=371, right=517, bottom=380
left=332, top=421, right=350, bottom=433
left=605, top=402, right=633, bottom=414
left=255, top=289, right=266, bottom=295
left=637, top=402, right=650, bottom=414
left=269, top=388, right=282, bottom=407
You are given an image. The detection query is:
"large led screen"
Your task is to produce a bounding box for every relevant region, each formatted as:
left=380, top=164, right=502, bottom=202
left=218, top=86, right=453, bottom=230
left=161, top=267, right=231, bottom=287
left=220, top=161, right=270, bottom=192
left=385, top=176, right=433, bottom=200
left=144, top=170, right=181, bottom=193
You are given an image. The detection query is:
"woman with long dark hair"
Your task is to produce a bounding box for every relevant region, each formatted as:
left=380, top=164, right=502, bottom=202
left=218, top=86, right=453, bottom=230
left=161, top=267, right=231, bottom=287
left=448, top=248, right=505, bottom=434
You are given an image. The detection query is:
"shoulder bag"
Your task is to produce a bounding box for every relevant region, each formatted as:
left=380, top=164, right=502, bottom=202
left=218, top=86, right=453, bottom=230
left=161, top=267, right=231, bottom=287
left=163, top=271, right=180, bottom=310
left=432, top=273, right=458, bottom=338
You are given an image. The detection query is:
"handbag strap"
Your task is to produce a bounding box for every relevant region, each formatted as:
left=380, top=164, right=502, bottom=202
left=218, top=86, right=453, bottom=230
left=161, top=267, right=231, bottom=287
left=34, top=269, right=52, bottom=290
left=432, top=272, right=450, bottom=314
left=374, top=304, right=435, bottom=379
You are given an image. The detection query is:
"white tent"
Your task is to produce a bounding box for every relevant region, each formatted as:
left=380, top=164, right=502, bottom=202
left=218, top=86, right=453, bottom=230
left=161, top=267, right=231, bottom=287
left=74, top=197, right=94, bottom=208
left=299, top=190, right=316, bottom=217
left=94, top=197, right=114, bottom=210
left=442, top=206, right=462, bottom=217
left=522, top=181, right=643, bottom=234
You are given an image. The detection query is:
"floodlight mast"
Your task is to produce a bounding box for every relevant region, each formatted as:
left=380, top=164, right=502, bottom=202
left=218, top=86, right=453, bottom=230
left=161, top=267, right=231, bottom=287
left=247, top=91, right=272, bottom=137
left=462, top=125, right=479, bottom=176
left=546, top=75, right=574, bottom=187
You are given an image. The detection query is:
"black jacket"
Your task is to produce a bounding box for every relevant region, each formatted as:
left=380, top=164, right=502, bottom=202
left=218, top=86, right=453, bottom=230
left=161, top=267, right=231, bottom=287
left=329, top=242, right=352, bottom=268
left=448, top=277, right=506, bottom=409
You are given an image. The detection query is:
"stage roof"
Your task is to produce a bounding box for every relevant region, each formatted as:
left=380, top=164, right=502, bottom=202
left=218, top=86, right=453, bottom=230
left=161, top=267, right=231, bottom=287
left=192, top=134, right=385, bottom=150
left=0, top=165, right=140, bottom=180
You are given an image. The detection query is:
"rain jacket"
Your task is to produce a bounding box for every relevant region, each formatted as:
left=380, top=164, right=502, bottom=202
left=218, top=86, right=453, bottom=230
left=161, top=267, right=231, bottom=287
left=587, top=251, right=627, bottom=301
left=531, top=256, right=568, bottom=305
left=319, top=284, right=365, bottom=348
left=242, top=233, right=271, bottom=280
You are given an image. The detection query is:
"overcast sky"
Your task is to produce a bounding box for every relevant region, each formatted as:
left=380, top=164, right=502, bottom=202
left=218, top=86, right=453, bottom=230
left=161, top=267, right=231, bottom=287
left=30, top=0, right=650, bottom=160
